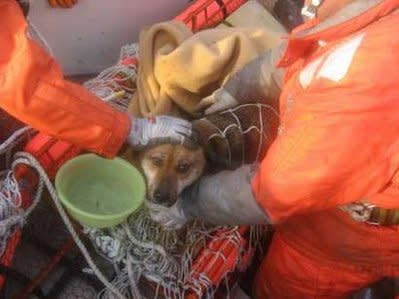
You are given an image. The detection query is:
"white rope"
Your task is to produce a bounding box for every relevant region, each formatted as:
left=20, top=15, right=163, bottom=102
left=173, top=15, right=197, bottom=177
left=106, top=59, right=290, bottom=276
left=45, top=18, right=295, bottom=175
left=0, top=171, right=24, bottom=255
left=12, top=152, right=125, bottom=299
left=0, top=40, right=267, bottom=297
left=0, top=127, right=32, bottom=155
left=83, top=43, right=139, bottom=113
left=0, top=172, right=22, bottom=210
left=77, top=43, right=270, bottom=298
left=199, top=103, right=279, bottom=167
left=0, top=127, right=36, bottom=255
left=0, top=38, right=269, bottom=298
left=85, top=215, right=265, bottom=299
left=118, top=43, right=139, bottom=61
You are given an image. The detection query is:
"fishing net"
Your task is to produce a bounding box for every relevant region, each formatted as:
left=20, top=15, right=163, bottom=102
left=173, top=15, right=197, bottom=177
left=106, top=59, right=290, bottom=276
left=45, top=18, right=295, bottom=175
left=83, top=43, right=139, bottom=113
left=193, top=103, right=280, bottom=172
left=79, top=43, right=273, bottom=299
left=86, top=212, right=265, bottom=299
left=0, top=144, right=266, bottom=299
left=0, top=26, right=275, bottom=299
left=0, top=1, right=275, bottom=297
left=0, top=127, right=37, bottom=257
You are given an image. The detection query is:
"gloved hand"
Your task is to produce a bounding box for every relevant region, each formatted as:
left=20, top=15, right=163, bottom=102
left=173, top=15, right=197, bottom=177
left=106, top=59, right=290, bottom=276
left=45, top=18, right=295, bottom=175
left=152, top=164, right=270, bottom=230
left=127, top=116, right=193, bottom=149
left=146, top=201, right=188, bottom=231
left=203, top=45, right=284, bottom=115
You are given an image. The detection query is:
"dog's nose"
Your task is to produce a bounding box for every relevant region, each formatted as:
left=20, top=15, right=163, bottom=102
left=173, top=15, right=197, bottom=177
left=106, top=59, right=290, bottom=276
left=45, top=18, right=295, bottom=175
left=151, top=178, right=176, bottom=207
left=153, top=189, right=171, bottom=205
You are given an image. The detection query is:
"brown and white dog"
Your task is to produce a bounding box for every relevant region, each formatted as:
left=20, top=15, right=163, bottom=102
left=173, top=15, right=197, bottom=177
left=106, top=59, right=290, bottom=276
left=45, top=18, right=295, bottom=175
left=124, top=103, right=279, bottom=226
left=123, top=141, right=206, bottom=222
left=138, top=143, right=206, bottom=207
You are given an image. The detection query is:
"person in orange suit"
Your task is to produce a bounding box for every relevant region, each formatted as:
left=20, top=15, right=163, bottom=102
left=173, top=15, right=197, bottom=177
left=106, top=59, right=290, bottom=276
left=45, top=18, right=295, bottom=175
left=1, top=0, right=193, bottom=158
left=160, top=0, right=399, bottom=298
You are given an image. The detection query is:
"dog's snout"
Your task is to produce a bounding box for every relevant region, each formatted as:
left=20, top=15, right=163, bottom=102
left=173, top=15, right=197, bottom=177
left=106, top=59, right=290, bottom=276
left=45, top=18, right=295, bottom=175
left=153, top=189, right=169, bottom=203
left=151, top=180, right=176, bottom=207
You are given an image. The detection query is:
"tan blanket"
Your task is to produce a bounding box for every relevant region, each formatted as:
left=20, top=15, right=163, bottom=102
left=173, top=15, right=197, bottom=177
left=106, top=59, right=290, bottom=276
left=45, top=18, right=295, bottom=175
left=129, top=16, right=284, bottom=117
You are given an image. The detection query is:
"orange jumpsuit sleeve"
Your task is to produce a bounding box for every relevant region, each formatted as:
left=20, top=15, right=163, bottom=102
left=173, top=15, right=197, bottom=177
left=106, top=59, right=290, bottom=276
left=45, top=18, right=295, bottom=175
left=252, top=21, right=399, bottom=223
left=0, top=1, right=130, bottom=158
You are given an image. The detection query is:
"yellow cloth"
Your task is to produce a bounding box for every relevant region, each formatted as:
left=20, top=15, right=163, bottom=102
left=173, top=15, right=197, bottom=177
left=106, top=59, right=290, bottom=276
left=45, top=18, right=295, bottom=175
left=129, top=18, right=284, bottom=117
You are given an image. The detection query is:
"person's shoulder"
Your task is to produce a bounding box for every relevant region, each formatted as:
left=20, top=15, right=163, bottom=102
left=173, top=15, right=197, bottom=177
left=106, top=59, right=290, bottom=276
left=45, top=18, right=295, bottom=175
left=356, top=12, right=399, bottom=66
left=334, top=14, right=399, bottom=86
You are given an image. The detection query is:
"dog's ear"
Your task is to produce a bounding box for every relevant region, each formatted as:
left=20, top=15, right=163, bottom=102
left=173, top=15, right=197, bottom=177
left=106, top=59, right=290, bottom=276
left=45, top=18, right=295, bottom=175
left=120, top=146, right=142, bottom=167
left=118, top=143, right=130, bottom=156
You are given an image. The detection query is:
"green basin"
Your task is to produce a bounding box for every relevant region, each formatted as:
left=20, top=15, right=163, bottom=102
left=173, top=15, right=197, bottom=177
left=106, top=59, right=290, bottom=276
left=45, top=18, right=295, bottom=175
left=55, top=153, right=145, bottom=228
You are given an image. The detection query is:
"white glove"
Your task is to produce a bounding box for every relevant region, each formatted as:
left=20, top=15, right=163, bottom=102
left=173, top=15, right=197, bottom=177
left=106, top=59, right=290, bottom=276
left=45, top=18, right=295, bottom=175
left=127, top=116, right=193, bottom=148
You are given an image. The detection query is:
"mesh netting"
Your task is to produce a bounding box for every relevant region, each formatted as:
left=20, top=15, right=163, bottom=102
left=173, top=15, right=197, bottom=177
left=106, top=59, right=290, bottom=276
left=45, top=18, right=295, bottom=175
left=82, top=43, right=269, bottom=299
left=83, top=44, right=139, bottom=113
left=0, top=127, right=36, bottom=257
left=0, top=41, right=270, bottom=298
left=193, top=103, right=280, bottom=172
left=0, top=110, right=26, bottom=170
left=85, top=210, right=265, bottom=299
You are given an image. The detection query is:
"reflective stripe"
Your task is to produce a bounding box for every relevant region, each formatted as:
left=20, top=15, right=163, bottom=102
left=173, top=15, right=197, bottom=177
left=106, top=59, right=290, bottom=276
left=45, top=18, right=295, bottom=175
left=298, top=33, right=365, bottom=88
left=299, top=56, right=323, bottom=88
left=317, top=33, right=365, bottom=82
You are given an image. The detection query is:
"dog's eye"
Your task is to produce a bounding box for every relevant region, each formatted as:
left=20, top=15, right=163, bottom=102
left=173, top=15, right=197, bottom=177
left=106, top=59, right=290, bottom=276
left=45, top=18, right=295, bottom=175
left=151, top=157, right=163, bottom=167
left=176, top=163, right=191, bottom=174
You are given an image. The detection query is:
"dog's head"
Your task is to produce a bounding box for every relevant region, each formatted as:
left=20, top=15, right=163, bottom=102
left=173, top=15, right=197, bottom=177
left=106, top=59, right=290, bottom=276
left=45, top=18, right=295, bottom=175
left=139, top=143, right=206, bottom=207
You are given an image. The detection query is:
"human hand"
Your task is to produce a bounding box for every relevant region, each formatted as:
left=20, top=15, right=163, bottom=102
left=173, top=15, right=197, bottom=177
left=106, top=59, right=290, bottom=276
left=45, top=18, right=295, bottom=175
left=152, top=165, right=269, bottom=229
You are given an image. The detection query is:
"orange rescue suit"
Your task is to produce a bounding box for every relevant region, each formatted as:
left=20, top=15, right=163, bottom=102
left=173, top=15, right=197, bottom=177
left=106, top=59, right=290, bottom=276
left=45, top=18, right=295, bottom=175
left=251, top=0, right=399, bottom=298
left=0, top=0, right=130, bottom=158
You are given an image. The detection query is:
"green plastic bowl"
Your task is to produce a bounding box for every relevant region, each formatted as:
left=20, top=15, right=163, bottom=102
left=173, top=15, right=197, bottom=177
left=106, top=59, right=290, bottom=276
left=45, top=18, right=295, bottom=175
left=55, top=153, right=145, bottom=228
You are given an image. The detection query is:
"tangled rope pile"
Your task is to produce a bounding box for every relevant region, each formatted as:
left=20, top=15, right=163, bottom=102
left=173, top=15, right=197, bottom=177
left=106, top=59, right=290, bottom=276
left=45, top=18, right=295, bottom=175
left=0, top=42, right=267, bottom=299
left=80, top=44, right=267, bottom=298
left=0, top=118, right=143, bottom=299
left=0, top=171, right=24, bottom=256
left=0, top=127, right=40, bottom=256
left=83, top=43, right=139, bottom=112
left=1, top=142, right=264, bottom=299
left=85, top=213, right=263, bottom=299
left=81, top=44, right=267, bottom=298
left=11, top=151, right=126, bottom=299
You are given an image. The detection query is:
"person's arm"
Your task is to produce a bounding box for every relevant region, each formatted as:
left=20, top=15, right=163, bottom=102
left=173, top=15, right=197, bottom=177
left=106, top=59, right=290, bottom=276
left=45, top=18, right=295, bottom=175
left=1, top=1, right=129, bottom=157
left=148, top=164, right=269, bottom=230
left=1, top=1, right=193, bottom=157
left=154, top=28, right=399, bottom=228
left=157, top=84, right=395, bottom=229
